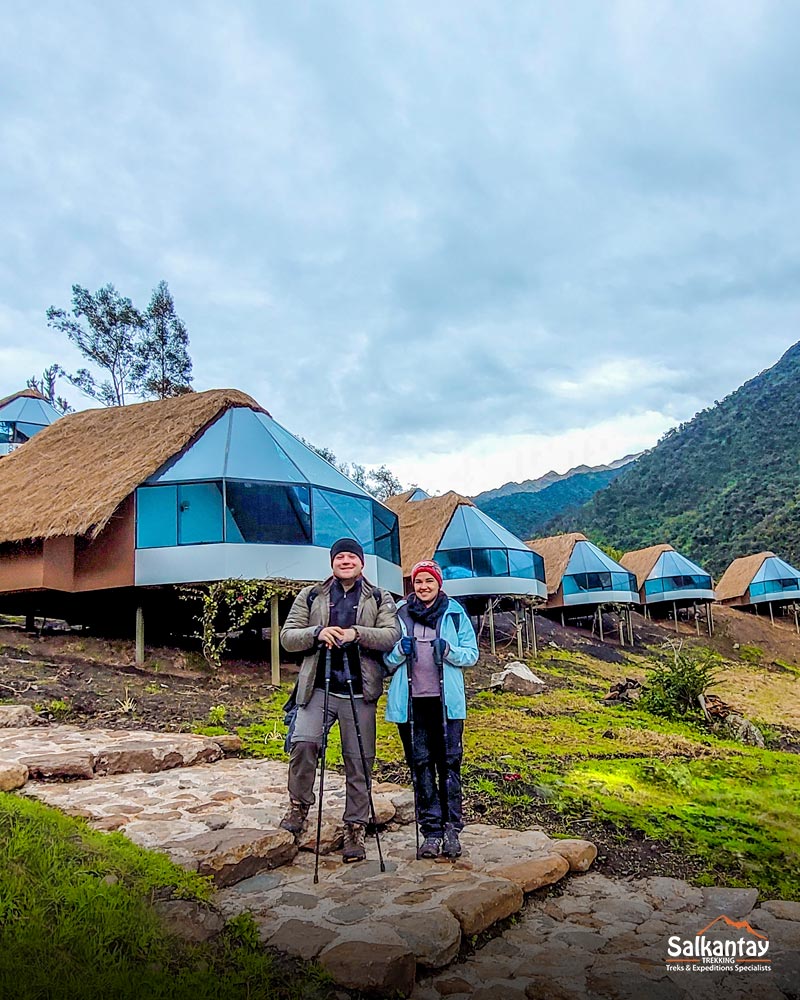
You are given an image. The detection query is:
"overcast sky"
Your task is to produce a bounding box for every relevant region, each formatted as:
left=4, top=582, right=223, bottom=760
left=2, top=1, right=799, bottom=495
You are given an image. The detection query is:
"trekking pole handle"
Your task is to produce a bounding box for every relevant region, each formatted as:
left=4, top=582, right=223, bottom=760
left=431, top=637, right=447, bottom=667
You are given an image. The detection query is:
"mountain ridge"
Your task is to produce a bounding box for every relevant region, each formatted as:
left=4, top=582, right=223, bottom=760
left=473, top=453, right=640, bottom=504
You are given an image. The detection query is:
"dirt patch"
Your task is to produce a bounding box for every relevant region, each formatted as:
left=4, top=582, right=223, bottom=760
left=0, top=623, right=288, bottom=730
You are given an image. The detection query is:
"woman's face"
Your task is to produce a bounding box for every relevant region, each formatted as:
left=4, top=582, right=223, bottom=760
left=413, top=571, right=440, bottom=605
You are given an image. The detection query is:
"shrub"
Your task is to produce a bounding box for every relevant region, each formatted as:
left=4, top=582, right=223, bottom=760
left=640, top=644, right=720, bottom=719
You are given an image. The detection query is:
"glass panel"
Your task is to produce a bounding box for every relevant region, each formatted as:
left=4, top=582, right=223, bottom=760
left=436, top=548, right=474, bottom=579
left=472, top=548, right=510, bottom=577
left=226, top=481, right=311, bottom=544
left=312, top=488, right=373, bottom=552
left=136, top=485, right=178, bottom=548
left=564, top=571, right=613, bottom=593
left=264, top=415, right=373, bottom=495
left=178, top=482, right=224, bottom=544
left=567, top=541, right=624, bottom=575
left=0, top=422, right=13, bottom=444
left=149, top=412, right=229, bottom=483
left=439, top=508, right=471, bottom=549
left=225, top=407, right=306, bottom=483
left=509, top=548, right=537, bottom=579
left=462, top=509, right=505, bottom=548
left=469, top=507, right=531, bottom=550
left=15, top=422, right=45, bottom=440
left=373, top=501, right=400, bottom=564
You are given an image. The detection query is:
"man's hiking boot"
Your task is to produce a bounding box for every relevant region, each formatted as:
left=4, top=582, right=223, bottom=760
left=342, top=822, right=367, bottom=863
left=442, top=827, right=462, bottom=859
left=417, top=836, right=442, bottom=859
left=279, top=798, right=310, bottom=837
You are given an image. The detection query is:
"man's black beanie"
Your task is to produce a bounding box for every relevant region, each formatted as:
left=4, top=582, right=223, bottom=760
left=330, top=537, right=365, bottom=564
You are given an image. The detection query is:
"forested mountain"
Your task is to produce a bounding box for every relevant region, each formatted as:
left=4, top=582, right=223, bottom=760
left=552, top=341, right=800, bottom=576
left=475, top=466, right=630, bottom=540
left=473, top=454, right=638, bottom=504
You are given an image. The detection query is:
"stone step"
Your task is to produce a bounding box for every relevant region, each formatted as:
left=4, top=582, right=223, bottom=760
left=0, top=724, right=226, bottom=780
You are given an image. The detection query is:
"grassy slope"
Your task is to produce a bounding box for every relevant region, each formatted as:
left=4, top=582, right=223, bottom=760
left=203, top=648, right=800, bottom=900
left=0, top=795, right=334, bottom=1000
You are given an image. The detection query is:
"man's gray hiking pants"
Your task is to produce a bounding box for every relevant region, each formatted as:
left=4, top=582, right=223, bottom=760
left=288, top=687, right=376, bottom=825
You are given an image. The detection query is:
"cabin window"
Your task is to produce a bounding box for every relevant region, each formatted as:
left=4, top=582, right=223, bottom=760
left=372, top=502, right=400, bottom=564
left=508, top=548, right=544, bottom=581
left=225, top=482, right=311, bottom=544
left=178, top=483, right=224, bottom=544
left=136, top=485, right=178, bottom=548
left=311, top=489, right=374, bottom=552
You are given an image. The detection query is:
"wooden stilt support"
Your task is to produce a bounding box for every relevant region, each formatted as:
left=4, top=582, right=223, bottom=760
left=598, top=606, right=604, bottom=642
left=514, top=602, right=523, bottom=658
left=531, top=608, right=538, bottom=657
left=25, top=612, right=35, bottom=633
left=270, top=594, right=281, bottom=686
left=794, top=604, right=799, bottom=635
left=488, top=599, right=496, bottom=655
left=673, top=601, right=679, bottom=635
left=560, top=609, right=565, bottom=627
left=695, top=603, right=700, bottom=636
left=619, top=609, right=625, bottom=646
left=708, top=603, right=714, bottom=637
left=135, top=605, right=145, bottom=666
left=769, top=601, right=775, bottom=626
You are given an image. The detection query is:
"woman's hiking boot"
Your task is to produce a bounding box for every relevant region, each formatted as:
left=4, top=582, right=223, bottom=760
left=279, top=798, right=310, bottom=837
left=342, top=823, right=367, bottom=863
left=417, top=836, right=442, bottom=859
left=442, top=827, right=462, bottom=859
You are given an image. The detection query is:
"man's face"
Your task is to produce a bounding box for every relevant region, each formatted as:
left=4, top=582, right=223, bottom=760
left=332, top=551, right=363, bottom=582
left=413, top=571, right=440, bottom=604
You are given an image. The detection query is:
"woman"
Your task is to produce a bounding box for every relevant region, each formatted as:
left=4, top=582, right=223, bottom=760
left=384, top=560, right=479, bottom=859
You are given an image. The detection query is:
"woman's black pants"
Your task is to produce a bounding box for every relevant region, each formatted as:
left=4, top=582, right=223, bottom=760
left=398, top=696, right=464, bottom=838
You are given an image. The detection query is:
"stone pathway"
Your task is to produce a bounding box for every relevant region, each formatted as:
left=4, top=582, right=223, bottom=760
left=2, top=720, right=798, bottom=998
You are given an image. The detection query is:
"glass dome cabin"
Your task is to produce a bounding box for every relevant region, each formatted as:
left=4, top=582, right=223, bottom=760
left=134, top=406, right=401, bottom=592
left=0, top=389, right=63, bottom=456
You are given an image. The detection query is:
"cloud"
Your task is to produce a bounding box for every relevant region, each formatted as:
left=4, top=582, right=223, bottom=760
left=1, top=1, right=799, bottom=490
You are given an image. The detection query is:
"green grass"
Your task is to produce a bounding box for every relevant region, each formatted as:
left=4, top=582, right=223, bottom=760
left=191, top=653, right=800, bottom=899
left=0, top=795, right=335, bottom=1000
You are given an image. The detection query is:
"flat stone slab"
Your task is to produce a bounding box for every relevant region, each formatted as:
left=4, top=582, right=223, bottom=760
left=0, top=725, right=223, bottom=779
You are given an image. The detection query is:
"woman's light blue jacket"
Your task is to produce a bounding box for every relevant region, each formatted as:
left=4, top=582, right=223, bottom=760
left=384, top=598, right=479, bottom=722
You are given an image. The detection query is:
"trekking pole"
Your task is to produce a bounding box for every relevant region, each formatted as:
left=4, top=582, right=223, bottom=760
left=313, top=647, right=333, bottom=885
left=432, top=638, right=450, bottom=837
left=341, top=644, right=385, bottom=873
left=404, top=637, right=420, bottom=855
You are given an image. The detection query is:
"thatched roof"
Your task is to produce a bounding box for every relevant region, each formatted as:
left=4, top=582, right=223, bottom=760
left=715, top=552, right=772, bottom=602
left=388, top=490, right=475, bottom=576
left=0, top=387, right=49, bottom=409
left=0, top=389, right=264, bottom=543
left=526, top=532, right=587, bottom=593
left=383, top=489, right=416, bottom=513
left=620, top=543, right=674, bottom=589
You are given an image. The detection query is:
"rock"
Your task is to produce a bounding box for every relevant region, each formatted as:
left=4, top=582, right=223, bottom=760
left=213, top=735, right=243, bottom=754
left=0, top=761, right=28, bottom=791
left=445, top=877, right=524, bottom=936
left=93, top=815, right=128, bottom=831
left=167, top=828, right=297, bottom=886
left=267, top=919, right=336, bottom=960
left=390, top=789, right=417, bottom=825
left=435, top=977, right=474, bottom=996
left=319, top=940, right=416, bottom=996
left=489, top=662, right=546, bottom=695
left=718, top=714, right=765, bottom=748
left=551, top=839, right=597, bottom=872
left=0, top=705, right=41, bottom=727
left=472, top=987, right=527, bottom=1000
left=25, top=752, right=95, bottom=780
left=153, top=900, right=225, bottom=943
left=298, top=815, right=343, bottom=854
left=639, top=876, right=703, bottom=911
left=525, top=978, right=587, bottom=1000
left=762, top=899, right=800, bottom=921
left=373, top=793, right=397, bottom=825
left=386, top=908, right=462, bottom=968
left=94, top=738, right=221, bottom=775
left=328, top=903, right=373, bottom=925
left=700, top=887, right=759, bottom=919
left=490, top=854, right=570, bottom=893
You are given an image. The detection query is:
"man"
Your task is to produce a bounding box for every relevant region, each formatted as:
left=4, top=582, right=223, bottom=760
left=280, top=537, right=399, bottom=862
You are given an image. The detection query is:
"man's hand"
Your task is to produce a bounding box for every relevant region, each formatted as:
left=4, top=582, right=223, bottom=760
left=317, top=626, right=358, bottom=648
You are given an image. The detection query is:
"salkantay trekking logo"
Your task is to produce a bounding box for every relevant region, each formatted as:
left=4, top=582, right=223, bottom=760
left=666, top=914, right=771, bottom=974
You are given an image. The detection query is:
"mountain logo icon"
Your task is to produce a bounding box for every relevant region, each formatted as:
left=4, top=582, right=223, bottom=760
left=666, top=914, right=771, bottom=965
